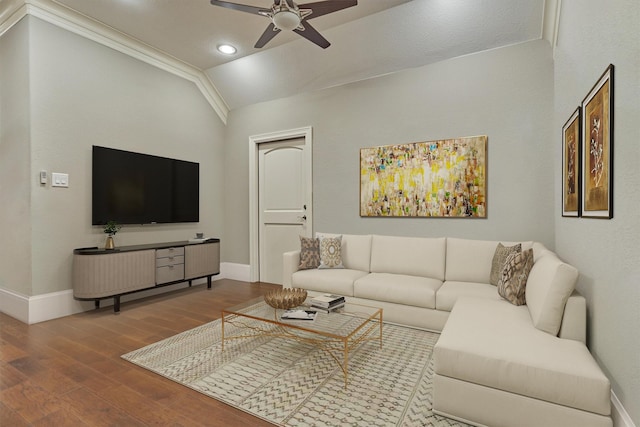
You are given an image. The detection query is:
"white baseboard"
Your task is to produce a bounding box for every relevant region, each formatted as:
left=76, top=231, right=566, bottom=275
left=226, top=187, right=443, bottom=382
left=220, top=262, right=250, bottom=282
left=0, top=262, right=250, bottom=324
left=612, top=390, right=637, bottom=427
left=0, top=288, right=30, bottom=324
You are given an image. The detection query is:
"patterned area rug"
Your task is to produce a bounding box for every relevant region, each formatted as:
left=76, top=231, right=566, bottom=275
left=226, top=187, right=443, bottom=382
left=122, top=309, right=470, bottom=427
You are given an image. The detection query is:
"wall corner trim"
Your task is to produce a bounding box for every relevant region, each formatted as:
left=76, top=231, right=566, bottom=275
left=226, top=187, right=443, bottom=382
left=0, top=0, right=229, bottom=124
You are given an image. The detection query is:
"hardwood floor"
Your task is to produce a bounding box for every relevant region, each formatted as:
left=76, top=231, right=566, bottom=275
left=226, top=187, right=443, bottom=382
left=0, top=279, right=282, bottom=426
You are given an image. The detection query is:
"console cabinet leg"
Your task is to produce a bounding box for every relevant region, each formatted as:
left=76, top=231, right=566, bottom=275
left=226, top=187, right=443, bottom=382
left=114, top=296, right=121, bottom=313
left=207, top=276, right=212, bottom=289
left=95, top=300, right=100, bottom=309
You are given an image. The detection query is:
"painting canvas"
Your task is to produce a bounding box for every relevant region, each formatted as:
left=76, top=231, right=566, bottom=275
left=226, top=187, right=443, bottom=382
left=562, top=107, right=581, bottom=217
left=581, top=64, right=613, bottom=218
left=360, top=136, right=487, bottom=217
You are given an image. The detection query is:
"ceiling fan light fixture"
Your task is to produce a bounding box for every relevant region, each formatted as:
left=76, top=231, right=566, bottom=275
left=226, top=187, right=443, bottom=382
left=272, top=11, right=301, bottom=31
left=217, top=44, right=237, bottom=55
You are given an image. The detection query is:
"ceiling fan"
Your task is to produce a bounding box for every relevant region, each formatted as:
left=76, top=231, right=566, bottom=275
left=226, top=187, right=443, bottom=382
left=210, top=0, right=358, bottom=49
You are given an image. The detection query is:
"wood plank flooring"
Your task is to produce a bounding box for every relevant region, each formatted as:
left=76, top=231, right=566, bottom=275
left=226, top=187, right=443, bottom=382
left=0, top=279, right=281, bottom=426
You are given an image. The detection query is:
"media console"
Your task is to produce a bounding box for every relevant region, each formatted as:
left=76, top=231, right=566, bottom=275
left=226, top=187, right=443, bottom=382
left=72, top=239, right=220, bottom=312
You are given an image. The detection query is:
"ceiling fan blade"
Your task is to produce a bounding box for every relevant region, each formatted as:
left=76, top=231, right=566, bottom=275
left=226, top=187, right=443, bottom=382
left=255, top=23, right=282, bottom=48
left=293, top=21, right=330, bottom=49
left=210, top=0, right=266, bottom=16
left=302, top=0, right=357, bottom=20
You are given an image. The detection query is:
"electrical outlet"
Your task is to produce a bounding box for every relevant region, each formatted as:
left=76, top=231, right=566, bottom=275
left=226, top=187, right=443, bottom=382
left=52, top=172, right=69, bottom=188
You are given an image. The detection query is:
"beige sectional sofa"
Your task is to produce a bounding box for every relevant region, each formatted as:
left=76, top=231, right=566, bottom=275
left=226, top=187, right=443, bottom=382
left=283, top=233, right=612, bottom=427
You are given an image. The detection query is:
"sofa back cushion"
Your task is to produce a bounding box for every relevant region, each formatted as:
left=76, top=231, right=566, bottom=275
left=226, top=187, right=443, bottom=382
left=526, top=253, right=578, bottom=336
left=316, top=233, right=372, bottom=272
left=445, top=238, right=533, bottom=283
left=370, top=235, right=446, bottom=280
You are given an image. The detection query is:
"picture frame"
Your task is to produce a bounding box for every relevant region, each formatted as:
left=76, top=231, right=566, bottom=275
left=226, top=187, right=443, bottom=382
left=359, top=135, right=487, bottom=218
left=562, top=107, right=581, bottom=217
left=581, top=64, right=614, bottom=219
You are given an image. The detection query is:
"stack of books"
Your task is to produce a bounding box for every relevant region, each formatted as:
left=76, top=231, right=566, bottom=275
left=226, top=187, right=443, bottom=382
left=310, top=294, right=345, bottom=312
left=281, top=309, right=317, bottom=321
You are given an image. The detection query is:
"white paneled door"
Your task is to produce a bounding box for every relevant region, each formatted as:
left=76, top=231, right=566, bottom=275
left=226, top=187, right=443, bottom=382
left=255, top=133, right=312, bottom=285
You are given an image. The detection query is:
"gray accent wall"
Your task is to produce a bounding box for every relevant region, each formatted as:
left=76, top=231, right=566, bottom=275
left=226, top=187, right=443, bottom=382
left=224, top=40, right=554, bottom=264
left=554, top=1, right=640, bottom=423
left=0, top=16, right=225, bottom=296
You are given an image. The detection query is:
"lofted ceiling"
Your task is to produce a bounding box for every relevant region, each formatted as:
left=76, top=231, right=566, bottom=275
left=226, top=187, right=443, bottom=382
left=3, top=0, right=550, bottom=113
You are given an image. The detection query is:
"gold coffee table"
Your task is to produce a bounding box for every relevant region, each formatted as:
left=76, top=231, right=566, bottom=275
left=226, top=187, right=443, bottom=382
left=221, top=297, right=383, bottom=387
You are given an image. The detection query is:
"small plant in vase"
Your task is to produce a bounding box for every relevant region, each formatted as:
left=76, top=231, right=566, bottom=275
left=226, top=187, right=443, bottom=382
left=103, top=221, right=122, bottom=249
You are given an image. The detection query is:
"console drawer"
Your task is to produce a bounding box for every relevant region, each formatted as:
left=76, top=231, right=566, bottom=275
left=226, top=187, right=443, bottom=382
left=156, top=255, right=184, bottom=268
left=156, top=247, right=184, bottom=259
left=156, top=264, right=185, bottom=284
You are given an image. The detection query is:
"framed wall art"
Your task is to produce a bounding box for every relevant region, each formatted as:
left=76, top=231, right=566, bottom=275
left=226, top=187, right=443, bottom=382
left=360, top=135, right=487, bottom=218
left=581, top=64, right=614, bottom=219
left=562, top=107, right=581, bottom=217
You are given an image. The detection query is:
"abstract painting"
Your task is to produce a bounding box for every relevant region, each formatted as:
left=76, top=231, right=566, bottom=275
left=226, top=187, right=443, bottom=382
left=581, top=64, right=614, bottom=219
left=360, top=136, right=487, bottom=217
left=562, top=107, right=581, bottom=217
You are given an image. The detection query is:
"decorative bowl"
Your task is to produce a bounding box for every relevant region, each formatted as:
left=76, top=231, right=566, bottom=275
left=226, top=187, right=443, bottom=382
left=264, top=288, right=308, bottom=310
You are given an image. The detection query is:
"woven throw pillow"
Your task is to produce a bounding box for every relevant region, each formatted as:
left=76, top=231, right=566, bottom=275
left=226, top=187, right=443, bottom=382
left=490, top=243, right=522, bottom=285
left=497, top=248, right=534, bottom=306
left=298, top=236, right=320, bottom=270
left=318, top=235, right=344, bottom=269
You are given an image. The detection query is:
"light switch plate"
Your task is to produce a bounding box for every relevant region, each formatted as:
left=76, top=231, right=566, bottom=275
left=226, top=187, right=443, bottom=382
left=52, top=172, right=69, bottom=187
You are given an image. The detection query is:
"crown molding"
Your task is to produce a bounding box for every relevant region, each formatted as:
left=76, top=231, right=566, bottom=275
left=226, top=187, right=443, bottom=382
left=0, top=0, right=229, bottom=124
left=542, top=0, right=561, bottom=58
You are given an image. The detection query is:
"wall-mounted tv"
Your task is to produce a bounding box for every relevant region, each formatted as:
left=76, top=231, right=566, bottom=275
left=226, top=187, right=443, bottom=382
left=92, top=146, right=199, bottom=225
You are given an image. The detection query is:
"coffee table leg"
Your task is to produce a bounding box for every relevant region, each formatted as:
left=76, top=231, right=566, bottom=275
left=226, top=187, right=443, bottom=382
left=221, top=314, right=225, bottom=352
left=343, top=339, right=349, bottom=388
left=379, top=313, right=383, bottom=349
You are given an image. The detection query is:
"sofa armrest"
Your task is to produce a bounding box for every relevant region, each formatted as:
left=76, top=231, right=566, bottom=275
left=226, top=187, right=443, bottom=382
left=282, top=250, right=301, bottom=288
left=558, top=290, right=586, bottom=343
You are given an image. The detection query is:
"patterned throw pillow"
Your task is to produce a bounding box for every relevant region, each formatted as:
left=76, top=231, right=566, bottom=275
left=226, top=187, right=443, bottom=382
left=318, top=235, right=344, bottom=269
left=298, top=236, right=320, bottom=270
left=490, top=243, right=522, bottom=286
left=498, top=248, right=534, bottom=306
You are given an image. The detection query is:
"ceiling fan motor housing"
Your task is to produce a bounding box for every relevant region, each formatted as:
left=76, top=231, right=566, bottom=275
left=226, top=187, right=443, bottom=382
left=273, top=10, right=300, bottom=31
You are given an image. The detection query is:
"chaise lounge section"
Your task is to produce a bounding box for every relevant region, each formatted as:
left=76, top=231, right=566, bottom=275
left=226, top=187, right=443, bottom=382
left=283, top=233, right=611, bottom=427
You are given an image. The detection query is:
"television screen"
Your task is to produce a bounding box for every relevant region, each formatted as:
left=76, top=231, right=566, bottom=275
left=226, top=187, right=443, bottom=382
left=92, top=146, right=199, bottom=225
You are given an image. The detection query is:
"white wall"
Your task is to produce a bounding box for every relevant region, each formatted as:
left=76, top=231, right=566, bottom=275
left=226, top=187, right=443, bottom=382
left=0, top=16, right=226, bottom=296
left=554, top=1, right=640, bottom=424
left=223, top=40, right=554, bottom=264
left=0, top=18, right=32, bottom=296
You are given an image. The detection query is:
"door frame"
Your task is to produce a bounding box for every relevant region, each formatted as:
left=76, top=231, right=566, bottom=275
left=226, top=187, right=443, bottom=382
left=249, top=126, right=313, bottom=282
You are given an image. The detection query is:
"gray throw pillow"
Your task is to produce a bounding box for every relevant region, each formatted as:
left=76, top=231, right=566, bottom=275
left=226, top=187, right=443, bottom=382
left=490, top=243, right=521, bottom=285
left=298, top=236, right=320, bottom=270
left=497, top=249, right=534, bottom=306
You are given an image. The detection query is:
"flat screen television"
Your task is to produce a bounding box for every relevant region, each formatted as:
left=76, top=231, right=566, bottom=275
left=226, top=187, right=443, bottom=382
left=92, top=146, right=199, bottom=225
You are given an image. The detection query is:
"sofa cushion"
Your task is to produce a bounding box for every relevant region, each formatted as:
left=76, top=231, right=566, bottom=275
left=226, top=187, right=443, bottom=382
left=526, top=253, right=579, bottom=336
left=291, top=269, right=368, bottom=296
left=490, top=243, right=521, bottom=285
left=435, top=281, right=499, bottom=311
left=298, top=236, right=320, bottom=270
left=354, top=273, right=442, bottom=309
left=446, top=238, right=533, bottom=283
left=316, top=233, right=372, bottom=271
left=370, top=235, right=446, bottom=280
left=497, top=248, right=534, bottom=306
left=318, top=235, right=344, bottom=269
left=435, top=297, right=611, bottom=416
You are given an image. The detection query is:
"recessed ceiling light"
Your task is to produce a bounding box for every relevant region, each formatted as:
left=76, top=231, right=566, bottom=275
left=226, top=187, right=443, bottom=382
left=217, top=44, right=237, bottom=55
